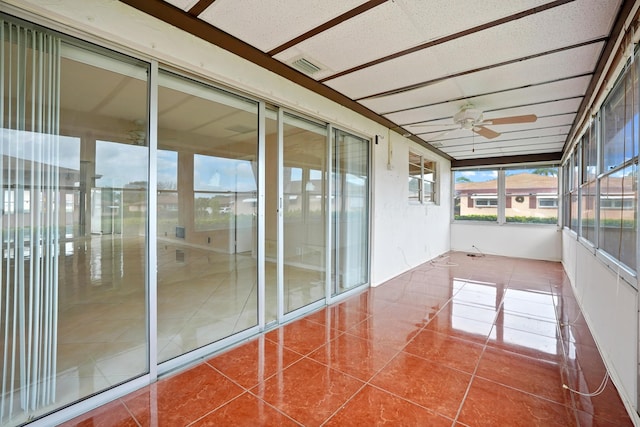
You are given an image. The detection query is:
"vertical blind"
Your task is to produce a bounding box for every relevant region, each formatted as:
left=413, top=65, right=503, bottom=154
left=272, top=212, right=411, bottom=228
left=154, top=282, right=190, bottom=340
left=1, top=20, right=60, bottom=422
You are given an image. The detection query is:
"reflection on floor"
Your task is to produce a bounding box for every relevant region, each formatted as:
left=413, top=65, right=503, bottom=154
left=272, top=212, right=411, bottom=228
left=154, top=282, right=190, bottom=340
left=62, top=252, right=633, bottom=426
left=2, top=235, right=324, bottom=425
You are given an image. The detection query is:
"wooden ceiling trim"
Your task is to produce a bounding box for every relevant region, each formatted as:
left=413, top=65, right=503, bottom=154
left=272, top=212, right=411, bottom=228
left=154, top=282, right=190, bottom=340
left=189, top=0, right=217, bottom=16
left=117, top=0, right=453, bottom=160
left=451, top=152, right=563, bottom=168
left=320, top=0, right=574, bottom=83
left=267, top=0, right=388, bottom=56
left=356, top=37, right=607, bottom=101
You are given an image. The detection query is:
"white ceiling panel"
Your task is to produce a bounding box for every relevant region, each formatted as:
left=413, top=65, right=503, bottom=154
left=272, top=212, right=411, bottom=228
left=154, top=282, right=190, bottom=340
left=198, top=0, right=368, bottom=52
left=385, top=75, right=591, bottom=125
left=275, top=0, right=548, bottom=77
left=325, top=48, right=451, bottom=99
left=274, top=1, right=423, bottom=73
left=162, top=0, right=199, bottom=11
left=360, top=42, right=602, bottom=114
left=424, top=0, right=619, bottom=77
left=326, top=0, right=618, bottom=100
left=128, top=0, right=629, bottom=162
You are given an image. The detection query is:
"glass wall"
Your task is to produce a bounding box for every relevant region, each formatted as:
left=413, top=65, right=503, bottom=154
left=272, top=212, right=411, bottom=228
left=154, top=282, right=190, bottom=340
left=0, top=13, right=371, bottom=426
left=1, top=20, right=149, bottom=425
left=562, top=48, right=639, bottom=276
left=156, top=71, right=259, bottom=362
left=332, top=129, right=369, bottom=295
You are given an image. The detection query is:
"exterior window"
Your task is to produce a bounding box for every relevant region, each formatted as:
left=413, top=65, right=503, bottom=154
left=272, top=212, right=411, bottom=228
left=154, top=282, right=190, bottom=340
left=454, top=169, right=498, bottom=222
left=538, top=197, right=558, bottom=208
left=475, top=198, right=497, bottom=207
left=409, top=151, right=437, bottom=203
left=505, top=167, right=558, bottom=224
left=597, top=62, right=638, bottom=271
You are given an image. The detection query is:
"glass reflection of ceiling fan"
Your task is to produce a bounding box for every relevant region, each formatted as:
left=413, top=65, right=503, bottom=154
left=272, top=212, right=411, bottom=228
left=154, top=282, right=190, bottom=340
left=410, top=105, right=537, bottom=140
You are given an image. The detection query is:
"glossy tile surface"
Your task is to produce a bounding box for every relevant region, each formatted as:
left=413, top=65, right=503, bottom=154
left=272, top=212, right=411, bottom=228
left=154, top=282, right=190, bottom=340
left=62, top=252, right=634, bottom=426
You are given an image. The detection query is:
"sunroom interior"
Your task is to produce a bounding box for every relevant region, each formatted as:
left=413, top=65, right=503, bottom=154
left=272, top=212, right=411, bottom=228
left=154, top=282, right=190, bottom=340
left=1, top=0, right=640, bottom=425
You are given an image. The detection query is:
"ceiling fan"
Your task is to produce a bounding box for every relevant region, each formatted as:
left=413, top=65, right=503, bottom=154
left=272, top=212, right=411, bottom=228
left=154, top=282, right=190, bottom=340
left=410, top=105, right=537, bottom=140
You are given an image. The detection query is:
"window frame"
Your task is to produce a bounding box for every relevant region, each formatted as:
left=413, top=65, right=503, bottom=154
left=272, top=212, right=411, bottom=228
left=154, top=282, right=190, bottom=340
left=408, top=151, right=438, bottom=205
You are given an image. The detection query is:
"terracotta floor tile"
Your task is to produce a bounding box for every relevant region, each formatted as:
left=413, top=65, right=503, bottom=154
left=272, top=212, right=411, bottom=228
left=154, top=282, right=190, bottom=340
left=403, top=329, right=484, bottom=374
left=303, top=303, right=370, bottom=332
left=564, top=370, right=632, bottom=426
left=324, top=385, right=453, bottom=427
left=487, top=324, right=564, bottom=362
left=370, top=352, right=471, bottom=419
left=495, top=311, right=559, bottom=339
left=576, top=409, right=635, bottom=427
left=424, top=310, right=494, bottom=344
left=265, top=318, right=342, bottom=356
left=308, top=332, right=398, bottom=381
left=344, top=315, right=424, bottom=351
left=252, top=357, right=364, bottom=426
left=59, top=399, right=137, bottom=427
left=458, top=377, right=577, bottom=427
left=122, top=363, right=244, bottom=426
left=207, top=336, right=302, bottom=389
left=191, top=392, right=299, bottom=426
left=475, top=346, right=570, bottom=405
left=448, top=301, right=500, bottom=324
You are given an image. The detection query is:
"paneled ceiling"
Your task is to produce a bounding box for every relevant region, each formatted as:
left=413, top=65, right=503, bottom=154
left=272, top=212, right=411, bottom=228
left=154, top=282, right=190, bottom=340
left=120, top=0, right=632, bottom=166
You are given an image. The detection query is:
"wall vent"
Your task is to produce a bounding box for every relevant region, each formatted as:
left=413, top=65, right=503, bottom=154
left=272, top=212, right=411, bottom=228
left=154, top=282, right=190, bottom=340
left=291, top=57, right=322, bottom=75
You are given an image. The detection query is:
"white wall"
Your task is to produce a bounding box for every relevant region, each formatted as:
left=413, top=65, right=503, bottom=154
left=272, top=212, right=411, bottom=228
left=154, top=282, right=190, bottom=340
left=562, top=229, right=639, bottom=422
left=5, top=0, right=452, bottom=287
left=371, top=132, right=452, bottom=286
left=451, top=222, right=562, bottom=261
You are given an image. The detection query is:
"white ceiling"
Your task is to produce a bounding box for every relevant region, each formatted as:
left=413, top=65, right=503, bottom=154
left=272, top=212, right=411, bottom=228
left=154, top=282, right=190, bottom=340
left=126, top=0, right=628, bottom=165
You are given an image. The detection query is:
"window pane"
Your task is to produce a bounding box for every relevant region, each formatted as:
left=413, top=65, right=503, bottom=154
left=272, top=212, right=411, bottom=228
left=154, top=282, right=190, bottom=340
left=581, top=181, right=596, bottom=242
left=157, top=71, right=259, bottom=362
left=599, top=165, right=637, bottom=270
left=332, top=129, right=369, bottom=295
left=602, top=72, right=637, bottom=171
left=454, top=169, right=498, bottom=221
left=505, top=168, right=558, bottom=224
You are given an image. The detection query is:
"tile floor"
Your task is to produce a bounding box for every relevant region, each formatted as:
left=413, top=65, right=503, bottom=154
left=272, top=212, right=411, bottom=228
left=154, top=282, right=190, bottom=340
left=61, top=252, right=634, bottom=426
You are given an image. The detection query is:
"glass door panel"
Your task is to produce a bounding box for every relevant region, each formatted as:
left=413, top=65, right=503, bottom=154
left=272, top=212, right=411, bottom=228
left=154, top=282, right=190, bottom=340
left=282, top=113, right=327, bottom=314
left=2, top=20, right=150, bottom=424
left=332, top=129, right=369, bottom=295
left=156, top=71, right=259, bottom=362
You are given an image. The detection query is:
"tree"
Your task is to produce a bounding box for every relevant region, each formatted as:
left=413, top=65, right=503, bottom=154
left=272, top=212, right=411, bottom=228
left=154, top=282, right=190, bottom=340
left=456, top=176, right=471, bottom=182
left=531, top=168, right=558, bottom=176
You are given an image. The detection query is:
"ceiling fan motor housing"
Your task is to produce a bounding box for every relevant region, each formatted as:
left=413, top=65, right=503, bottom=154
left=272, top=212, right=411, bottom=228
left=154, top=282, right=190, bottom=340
left=454, top=108, right=483, bottom=129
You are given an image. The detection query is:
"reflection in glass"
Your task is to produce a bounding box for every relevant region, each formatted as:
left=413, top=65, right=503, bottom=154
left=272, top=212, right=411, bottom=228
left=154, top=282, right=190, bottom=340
left=332, top=129, right=369, bottom=295
left=2, top=20, right=149, bottom=424
left=283, top=114, right=326, bottom=314
left=156, top=71, right=258, bottom=362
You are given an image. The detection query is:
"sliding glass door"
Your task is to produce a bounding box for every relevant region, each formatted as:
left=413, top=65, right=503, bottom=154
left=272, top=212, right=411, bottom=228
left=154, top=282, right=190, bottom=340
left=332, top=129, right=369, bottom=296
left=156, top=71, right=259, bottom=363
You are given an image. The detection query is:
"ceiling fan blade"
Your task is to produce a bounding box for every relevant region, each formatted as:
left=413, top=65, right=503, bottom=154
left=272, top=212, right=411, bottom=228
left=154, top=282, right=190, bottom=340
left=483, top=114, right=537, bottom=125
left=473, top=126, right=500, bottom=139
